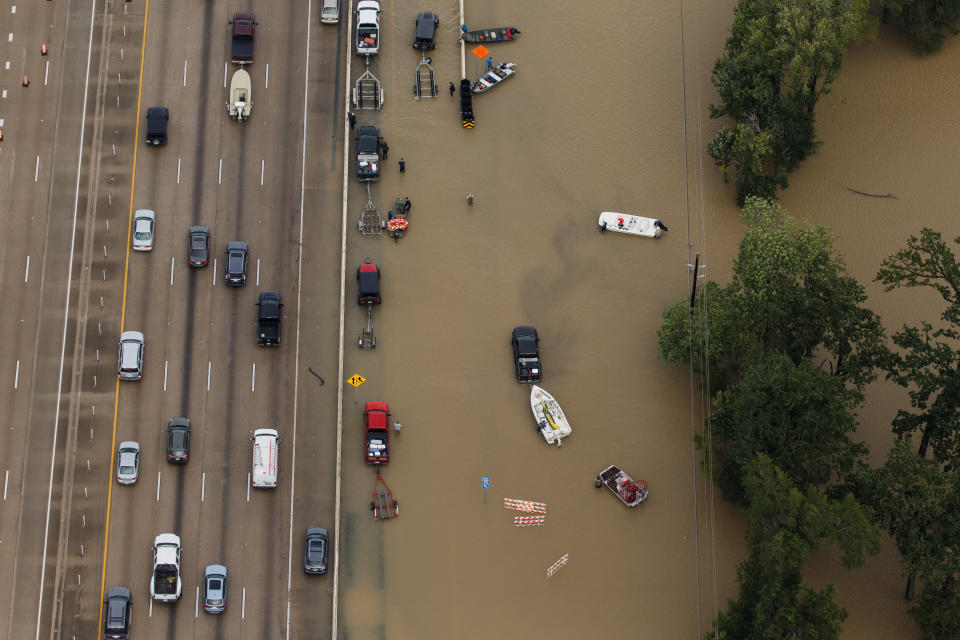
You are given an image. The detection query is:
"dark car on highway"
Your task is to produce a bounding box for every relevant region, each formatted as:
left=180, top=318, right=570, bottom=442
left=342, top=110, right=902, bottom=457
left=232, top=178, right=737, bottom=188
left=224, top=241, right=249, bottom=286
left=103, top=586, right=132, bottom=639
left=188, top=226, right=210, bottom=267
left=145, top=106, right=168, bottom=146
left=511, top=326, right=543, bottom=383
left=166, top=418, right=191, bottom=464
left=303, top=527, right=329, bottom=575
left=357, top=262, right=381, bottom=305
left=413, top=12, right=438, bottom=50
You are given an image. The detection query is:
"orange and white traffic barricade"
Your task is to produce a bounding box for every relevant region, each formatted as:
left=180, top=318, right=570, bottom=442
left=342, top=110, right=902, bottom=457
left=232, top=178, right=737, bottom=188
left=513, top=515, right=545, bottom=527
left=503, top=498, right=546, bottom=514
left=546, top=553, right=569, bottom=578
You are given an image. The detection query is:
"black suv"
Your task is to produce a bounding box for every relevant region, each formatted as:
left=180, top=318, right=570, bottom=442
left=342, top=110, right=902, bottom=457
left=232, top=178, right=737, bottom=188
left=511, top=326, right=543, bottom=383
left=145, top=106, right=169, bottom=146
left=224, top=241, right=249, bottom=286
left=166, top=418, right=191, bottom=464
left=188, top=226, right=210, bottom=268
left=103, top=586, right=132, bottom=639
left=413, top=12, right=438, bottom=50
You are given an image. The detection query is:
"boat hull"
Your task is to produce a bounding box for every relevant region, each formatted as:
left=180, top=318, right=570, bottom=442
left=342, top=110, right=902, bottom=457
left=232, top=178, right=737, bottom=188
left=598, top=211, right=665, bottom=238
left=461, top=26, right=520, bottom=42
left=471, top=62, right=517, bottom=94
left=530, top=385, right=572, bottom=446
left=596, top=465, right=648, bottom=507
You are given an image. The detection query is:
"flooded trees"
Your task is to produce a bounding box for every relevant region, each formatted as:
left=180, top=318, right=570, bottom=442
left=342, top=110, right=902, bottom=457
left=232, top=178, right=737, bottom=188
left=708, top=0, right=870, bottom=204
left=881, top=0, right=960, bottom=53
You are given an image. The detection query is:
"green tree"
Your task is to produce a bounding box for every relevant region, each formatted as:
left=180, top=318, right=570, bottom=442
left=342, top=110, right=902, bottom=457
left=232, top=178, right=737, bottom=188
left=882, top=0, right=960, bottom=53
left=876, top=228, right=960, bottom=464
left=709, top=0, right=870, bottom=203
left=709, top=352, right=867, bottom=504
left=707, top=455, right=880, bottom=639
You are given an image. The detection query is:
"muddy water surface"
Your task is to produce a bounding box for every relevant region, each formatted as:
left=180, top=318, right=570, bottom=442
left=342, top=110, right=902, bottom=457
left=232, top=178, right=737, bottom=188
left=337, top=1, right=957, bottom=638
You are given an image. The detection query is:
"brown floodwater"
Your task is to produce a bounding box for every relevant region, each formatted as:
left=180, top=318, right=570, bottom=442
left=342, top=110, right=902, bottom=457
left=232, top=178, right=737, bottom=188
left=336, top=1, right=956, bottom=637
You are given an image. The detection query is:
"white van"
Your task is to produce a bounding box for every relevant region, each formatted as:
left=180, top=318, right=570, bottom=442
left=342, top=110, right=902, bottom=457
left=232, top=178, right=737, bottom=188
left=251, top=429, right=280, bottom=488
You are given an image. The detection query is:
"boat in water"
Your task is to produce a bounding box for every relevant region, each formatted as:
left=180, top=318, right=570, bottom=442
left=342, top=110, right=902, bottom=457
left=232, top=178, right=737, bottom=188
left=460, top=25, right=521, bottom=43
left=530, top=385, right=572, bottom=446
left=595, top=465, right=648, bottom=507
left=598, top=211, right=669, bottom=238
left=471, top=62, right=518, bottom=94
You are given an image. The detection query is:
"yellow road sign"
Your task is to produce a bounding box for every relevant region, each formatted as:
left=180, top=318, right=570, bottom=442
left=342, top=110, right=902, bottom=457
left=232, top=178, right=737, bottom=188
left=471, top=45, right=489, bottom=59
left=347, top=374, right=366, bottom=387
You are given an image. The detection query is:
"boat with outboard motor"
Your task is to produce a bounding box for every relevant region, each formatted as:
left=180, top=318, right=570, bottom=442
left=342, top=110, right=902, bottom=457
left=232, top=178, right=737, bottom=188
left=595, top=465, right=648, bottom=507
left=471, top=62, right=517, bottom=94
left=227, top=68, right=252, bottom=121
left=598, top=211, right=669, bottom=238
left=530, top=385, right=572, bottom=446
left=460, top=25, right=521, bottom=42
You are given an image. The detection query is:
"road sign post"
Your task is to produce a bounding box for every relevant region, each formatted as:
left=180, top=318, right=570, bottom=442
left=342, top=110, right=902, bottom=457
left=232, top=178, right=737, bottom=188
left=481, top=475, right=490, bottom=504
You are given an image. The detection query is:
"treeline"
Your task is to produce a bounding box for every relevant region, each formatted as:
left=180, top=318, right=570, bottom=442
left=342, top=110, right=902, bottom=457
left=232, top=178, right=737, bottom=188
left=658, top=198, right=960, bottom=638
left=708, top=0, right=960, bottom=205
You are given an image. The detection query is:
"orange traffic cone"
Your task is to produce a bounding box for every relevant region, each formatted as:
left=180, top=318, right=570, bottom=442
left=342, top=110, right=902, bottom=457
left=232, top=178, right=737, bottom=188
left=41, top=43, right=47, bottom=55
left=22, top=75, right=29, bottom=87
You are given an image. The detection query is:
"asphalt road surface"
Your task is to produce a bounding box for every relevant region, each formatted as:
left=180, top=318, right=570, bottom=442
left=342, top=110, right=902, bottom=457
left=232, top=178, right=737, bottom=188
left=0, top=1, right=345, bottom=640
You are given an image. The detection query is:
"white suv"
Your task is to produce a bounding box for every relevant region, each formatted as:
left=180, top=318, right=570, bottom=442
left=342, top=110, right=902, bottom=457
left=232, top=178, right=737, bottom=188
left=117, top=331, right=144, bottom=380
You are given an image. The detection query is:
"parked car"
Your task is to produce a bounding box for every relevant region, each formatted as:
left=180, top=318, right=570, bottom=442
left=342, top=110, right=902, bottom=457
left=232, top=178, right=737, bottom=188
left=103, top=587, right=132, bottom=639
left=145, top=106, right=168, bottom=146
left=320, top=0, right=339, bottom=23
left=355, top=0, right=381, bottom=56
left=511, top=326, right=543, bottom=382
left=132, top=210, right=155, bottom=251
left=413, top=12, right=438, bottom=50
left=188, top=225, right=210, bottom=267
left=224, top=241, right=249, bottom=286
left=303, top=528, right=329, bottom=574
left=117, top=331, right=144, bottom=381
left=166, top=418, right=191, bottom=464
left=355, top=125, right=380, bottom=182
left=357, top=262, right=381, bottom=304
left=116, top=441, right=140, bottom=485
left=202, top=565, right=228, bottom=614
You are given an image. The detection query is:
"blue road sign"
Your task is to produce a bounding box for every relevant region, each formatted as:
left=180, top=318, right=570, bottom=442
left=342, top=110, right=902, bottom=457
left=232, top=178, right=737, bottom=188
left=481, top=476, right=490, bottom=489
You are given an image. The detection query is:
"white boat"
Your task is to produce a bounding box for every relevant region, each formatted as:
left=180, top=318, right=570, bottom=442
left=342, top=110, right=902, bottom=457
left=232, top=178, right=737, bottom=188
left=530, top=385, right=572, bottom=446
left=595, top=465, right=648, bottom=507
left=227, top=68, right=252, bottom=122
left=471, top=62, right=517, bottom=94
left=598, top=211, right=669, bottom=238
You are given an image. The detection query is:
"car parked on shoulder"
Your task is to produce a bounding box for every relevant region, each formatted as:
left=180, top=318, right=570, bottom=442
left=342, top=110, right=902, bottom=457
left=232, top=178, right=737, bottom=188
left=303, top=527, right=329, bottom=574
left=320, top=0, right=339, bottom=23
left=132, top=210, right=155, bottom=251
left=188, top=225, right=210, bottom=267
left=224, top=241, right=249, bottom=286
left=116, top=441, right=140, bottom=485
left=511, top=326, right=543, bottom=383
left=103, top=586, right=132, bottom=639
left=166, top=418, right=191, bottom=464
left=117, top=331, right=144, bottom=381
left=202, top=565, right=228, bottom=614
left=413, top=12, right=438, bottom=50
left=357, top=262, right=381, bottom=305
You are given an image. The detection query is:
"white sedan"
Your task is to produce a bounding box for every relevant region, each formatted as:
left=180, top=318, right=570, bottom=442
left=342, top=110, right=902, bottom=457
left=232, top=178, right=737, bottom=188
left=132, top=209, right=155, bottom=251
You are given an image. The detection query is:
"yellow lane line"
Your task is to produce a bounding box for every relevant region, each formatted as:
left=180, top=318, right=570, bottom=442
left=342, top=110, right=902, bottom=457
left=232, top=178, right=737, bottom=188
left=95, top=0, right=150, bottom=634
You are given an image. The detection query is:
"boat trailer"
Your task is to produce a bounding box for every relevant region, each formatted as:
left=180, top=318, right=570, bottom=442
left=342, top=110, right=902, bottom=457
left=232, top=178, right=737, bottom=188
left=357, top=184, right=384, bottom=235
left=358, top=304, right=376, bottom=349
left=353, top=65, right=384, bottom=110
left=414, top=55, right=438, bottom=99
left=371, top=472, right=398, bottom=520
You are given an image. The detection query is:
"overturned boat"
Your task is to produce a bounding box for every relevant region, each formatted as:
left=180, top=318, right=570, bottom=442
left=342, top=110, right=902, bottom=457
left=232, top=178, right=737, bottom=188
left=598, top=211, right=669, bottom=238
left=595, top=465, right=648, bottom=507
left=471, top=62, right=517, bottom=94
left=530, top=385, right=572, bottom=446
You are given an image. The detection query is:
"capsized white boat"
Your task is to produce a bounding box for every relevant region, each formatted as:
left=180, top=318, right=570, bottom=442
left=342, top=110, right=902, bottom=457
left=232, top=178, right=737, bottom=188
left=598, top=211, right=669, bottom=238
left=530, top=385, right=572, bottom=446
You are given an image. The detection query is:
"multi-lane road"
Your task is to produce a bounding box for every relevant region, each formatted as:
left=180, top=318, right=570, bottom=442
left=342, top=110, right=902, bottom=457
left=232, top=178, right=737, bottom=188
left=0, top=1, right=347, bottom=639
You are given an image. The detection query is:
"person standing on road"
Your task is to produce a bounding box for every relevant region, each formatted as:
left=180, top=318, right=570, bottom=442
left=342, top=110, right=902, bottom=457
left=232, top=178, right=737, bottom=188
left=347, top=112, right=356, bottom=129
left=449, top=81, right=455, bottom=96
left=398, top=158, right=406, bottom=173
left=393, top=421, right=402, bottom=436
left=380, top=139, right=389, bottom=159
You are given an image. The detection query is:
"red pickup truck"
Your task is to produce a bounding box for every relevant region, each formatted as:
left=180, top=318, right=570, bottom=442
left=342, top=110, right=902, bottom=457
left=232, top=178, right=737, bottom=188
left=363, top=401, right=390, bottom=464
left=230, top=12, right=256, bottom=64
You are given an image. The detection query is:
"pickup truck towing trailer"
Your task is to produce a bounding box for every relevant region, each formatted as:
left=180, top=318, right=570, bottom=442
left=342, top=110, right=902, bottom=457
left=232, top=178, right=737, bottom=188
left=150, top=533, right=182, bottom=602
left=355, top=0, right=381, bottom=56
left=363, top=401, right=390, bottom=464
left=356, top=125, right=380, bottom=182
left=230, top=12, right=256, bottom=65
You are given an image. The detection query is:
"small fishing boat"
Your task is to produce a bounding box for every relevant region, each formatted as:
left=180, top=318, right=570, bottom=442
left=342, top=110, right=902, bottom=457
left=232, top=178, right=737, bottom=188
left=530, top=385, right=572, bottom=446
left=595, top=465, right=648, bottom=507
left=471, top=62, right=517, bottom=94
left=227, top=68, right=252, bottom=122
left=598, top=211, right=669, bottom=238
left=460, top=25, right=521, bottom=42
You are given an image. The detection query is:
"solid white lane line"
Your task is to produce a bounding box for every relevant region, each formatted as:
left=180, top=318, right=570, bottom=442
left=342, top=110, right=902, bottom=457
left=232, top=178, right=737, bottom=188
left=163, top=361, right=168, bottom=391
left=24, top=256, right=29, bottom=282
left=170, top=257, right=175, bottom=285
left=251, top=363, right=256, bottom=391
left=156, top=472, right=161, bottom=501
left=14, top=360, right=19, bottom=389
left=206, top=362, right=211, bottom=391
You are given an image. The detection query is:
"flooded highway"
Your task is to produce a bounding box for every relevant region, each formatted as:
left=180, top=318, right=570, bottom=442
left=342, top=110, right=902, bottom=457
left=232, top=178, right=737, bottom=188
left=334, top=1, right=957, bottom=638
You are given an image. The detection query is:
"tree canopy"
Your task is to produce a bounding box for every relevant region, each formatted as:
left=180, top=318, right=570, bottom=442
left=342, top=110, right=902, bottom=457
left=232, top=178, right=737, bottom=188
left=881, top=0, right=960, bottom=53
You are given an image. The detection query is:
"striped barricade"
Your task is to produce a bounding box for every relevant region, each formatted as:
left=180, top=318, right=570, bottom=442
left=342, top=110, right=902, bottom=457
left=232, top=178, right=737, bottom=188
left=503, top=498, right=547, bottom=514
left=513, top=515, right=546, bottom=527
left=546, top=553, right=569, bottom=578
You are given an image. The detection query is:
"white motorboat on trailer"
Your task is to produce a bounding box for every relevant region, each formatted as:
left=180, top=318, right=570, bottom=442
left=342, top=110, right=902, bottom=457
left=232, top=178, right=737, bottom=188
left=227, top=68, right=252, bottom=121
left=598, top=211, right=669, bottom=238
left=530, top=385, right=572, bottom=446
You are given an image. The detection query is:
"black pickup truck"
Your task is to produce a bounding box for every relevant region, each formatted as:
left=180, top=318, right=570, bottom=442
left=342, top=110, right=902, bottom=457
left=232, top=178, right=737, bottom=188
left=257, top=292, right=283, bottom=346
left=230, top=12, right=256, bottom=64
